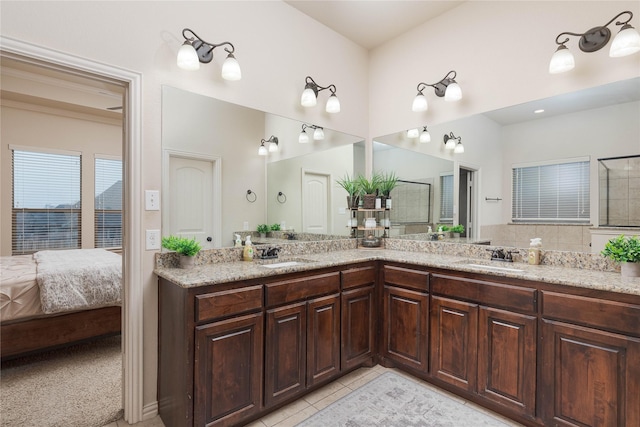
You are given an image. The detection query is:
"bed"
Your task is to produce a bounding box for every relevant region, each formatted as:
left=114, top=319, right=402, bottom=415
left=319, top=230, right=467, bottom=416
left=1, top=249, right=122, bottom=360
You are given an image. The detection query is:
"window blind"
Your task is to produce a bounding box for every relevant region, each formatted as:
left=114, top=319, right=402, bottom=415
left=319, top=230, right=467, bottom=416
left=12, top=149, right=81, bottom=254
left=512, top=160, right=590, bottom=222
left=440, top=174, right=454, bottom=222
left=95, top=158, right=123, bottom=248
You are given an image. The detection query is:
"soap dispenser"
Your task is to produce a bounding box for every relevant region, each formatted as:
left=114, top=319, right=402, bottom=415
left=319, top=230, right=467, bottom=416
left=235, top=234, right=242, bottom=247
left=243, top=236, right=254, bottom=261
left=528, top=238, right=542, bottom=265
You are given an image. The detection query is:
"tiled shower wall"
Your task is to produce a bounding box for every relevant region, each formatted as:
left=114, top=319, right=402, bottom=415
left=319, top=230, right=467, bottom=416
left=481, top=224, right=592, bottom=252
left=598, top=156, right=640, bottom=227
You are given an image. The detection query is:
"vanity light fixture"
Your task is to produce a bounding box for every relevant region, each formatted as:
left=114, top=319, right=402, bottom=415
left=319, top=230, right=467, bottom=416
left=300, top=76, right=340, bottom=113
left=420, top=126, right=431, bottom=143
left=412, top=70, right=462, bottom=112
left=298, top=124, right=324, bottom=143
left=549, top=11, right=640, bottom=74
left=258, top=135, right=278, bottom=156
left=177, top=28, right=242, bottom=80
left=444, top=132, right=464, bottom=154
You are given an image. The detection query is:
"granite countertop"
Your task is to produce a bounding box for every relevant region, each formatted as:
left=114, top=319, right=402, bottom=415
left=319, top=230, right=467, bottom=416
left=154, top=249, right=640, bottom=296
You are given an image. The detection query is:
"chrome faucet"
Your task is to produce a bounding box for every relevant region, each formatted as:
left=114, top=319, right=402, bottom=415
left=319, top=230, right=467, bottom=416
left=487, top=248, right=516, bottom=262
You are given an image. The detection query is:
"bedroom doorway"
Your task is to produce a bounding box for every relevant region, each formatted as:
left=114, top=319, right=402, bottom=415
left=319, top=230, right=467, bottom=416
left=1, top=37, right=144, bottom=423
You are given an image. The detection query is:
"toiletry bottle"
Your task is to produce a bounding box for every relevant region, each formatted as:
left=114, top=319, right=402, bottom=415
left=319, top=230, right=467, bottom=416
left=235, top=234, right=242, bottom=247
left=243, top=236, right=254, bottom=261
left=528, top=238, right=541, bottom=265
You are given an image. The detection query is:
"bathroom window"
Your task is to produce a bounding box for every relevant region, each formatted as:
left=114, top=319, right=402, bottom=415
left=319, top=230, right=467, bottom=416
left=95, top=157, right=122, bottom=249
left=512, top=158, right=590, bottom=223
left=12, top=147, right=82, bottom=254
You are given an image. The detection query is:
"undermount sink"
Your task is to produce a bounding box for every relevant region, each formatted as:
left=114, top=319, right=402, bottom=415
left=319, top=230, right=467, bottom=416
left=455, top=260, right=525, bottom=273
left=257, top=258, right=315, bottom=268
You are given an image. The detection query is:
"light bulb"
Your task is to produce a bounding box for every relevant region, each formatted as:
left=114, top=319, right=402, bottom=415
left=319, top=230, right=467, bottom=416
left=444, top=82, right=462, bottom=101
left=258, top=144, right=268, bottom=156
left=221, top=53, right=241, bottom=81
left=300, top=88, right=317, bottom=107
left=177, top=42, right=200, bottom=70
left=412, top=93, right=428, bottom=112
left=445, top=138, right=456, bottom=150
left=313, top=127, right=325, bottom=140
left=326, top=94, right=341, bottom=113
left=454, top=142, right=465, bottom=154
left=268, top=141, right=278, bottom=152
left=549, top=45, right=575, bottom=74
left=299, top=130, right=310, bottom=144
left=420, top=129, right=431, bottom=143
left=610, top=25, right=640, bottom=57
left=407, top=128, right=419, bottom=139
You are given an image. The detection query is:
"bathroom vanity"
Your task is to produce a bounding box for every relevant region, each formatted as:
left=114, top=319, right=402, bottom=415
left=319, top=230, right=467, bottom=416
left=156, top=248, right=640, bottom=427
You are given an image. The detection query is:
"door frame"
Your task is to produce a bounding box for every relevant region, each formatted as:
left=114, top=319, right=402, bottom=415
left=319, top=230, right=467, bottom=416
left=1, top=36, right=145, bottom=422
left=454, top=161, right=481, bottom=240
left=301, top=169, right=332, bottom=234
left=162, top=149, right=222, bottom=248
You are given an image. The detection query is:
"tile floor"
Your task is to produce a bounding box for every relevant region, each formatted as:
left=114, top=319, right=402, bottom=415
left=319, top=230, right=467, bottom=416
left=110, top=366, right=525, bottom=427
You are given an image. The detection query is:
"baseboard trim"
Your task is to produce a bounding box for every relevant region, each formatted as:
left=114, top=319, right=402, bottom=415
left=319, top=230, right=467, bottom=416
left=142, top=401, right=158, bottom=421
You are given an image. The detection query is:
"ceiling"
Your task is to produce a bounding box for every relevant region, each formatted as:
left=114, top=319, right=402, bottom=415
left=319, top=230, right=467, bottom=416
left=284, top=1, right=464, bottom=50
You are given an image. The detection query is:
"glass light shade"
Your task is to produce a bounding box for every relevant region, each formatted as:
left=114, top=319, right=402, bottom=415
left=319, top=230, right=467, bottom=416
left=313, top=127, right=325, bottom=140
left=419, top=130, right=431, bottom=143
left=221, top=54, right=242, bottom=81
left=177, top=42, right=200, bottom=70
left=268, top=141, right=278, bottom=152
left=549, top=45, right=575, bottom=74
left=258, top=144, right=268, bottom=156
left=609, top=25, right=640, bottom=57
left=445, top=138, right=456, bottom=150
left=300, top=88, right=317, bottom=107
left=325, top=94, right=341, bottom=113
left=407, top=128, right=419, bottom=139
left=412, top=94, right=428, bottom=112
left=454, top=142, right=465, bottom=154
left=298, top=131, right=310, bottom=144
left=444, top=82, right=462, bottom=101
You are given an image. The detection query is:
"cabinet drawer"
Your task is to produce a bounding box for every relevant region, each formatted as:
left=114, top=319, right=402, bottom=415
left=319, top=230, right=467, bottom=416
left=265, top=272, right=340, bottom=307
left=382, top=265, right=429, bottom=292
left=341, top=265, right=376, bottom=290
left=542, top=291, right=640, bottom=337
left=431, top=274, right=536, bottom=314
left=195, top=285, right=263, bottom=322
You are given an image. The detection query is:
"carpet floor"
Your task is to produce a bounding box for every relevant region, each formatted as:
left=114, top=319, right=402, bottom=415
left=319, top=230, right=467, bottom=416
left=296, top=371, right=513, bottom=427
left=0, top=335, right=122, bottom=427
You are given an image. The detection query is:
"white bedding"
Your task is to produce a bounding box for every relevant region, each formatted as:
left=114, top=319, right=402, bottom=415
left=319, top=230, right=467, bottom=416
left=34, top=249, right=122, bottom=314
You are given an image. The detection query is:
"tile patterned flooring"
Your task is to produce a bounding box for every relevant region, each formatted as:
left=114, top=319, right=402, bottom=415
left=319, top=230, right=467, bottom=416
left=110, top=366, right=525, bottom=427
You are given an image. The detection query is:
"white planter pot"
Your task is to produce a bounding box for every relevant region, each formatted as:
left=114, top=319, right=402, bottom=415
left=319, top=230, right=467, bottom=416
left=179, top=255, right=196, bottom=269
left=621, top=262, right=640, bottom=278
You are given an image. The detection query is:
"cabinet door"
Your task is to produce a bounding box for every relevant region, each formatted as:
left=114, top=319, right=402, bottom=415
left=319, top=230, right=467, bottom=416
left=541, top=319, right=640, bottom=427
left=307, top=293, right=341, bottom=387
left=478, top=306, right=537, bottom=417
left=430, top=295, right=478, bottom=392
left=265, top=302, right=306, bottom=408
left=194, top=312, right=263, bottom=427
left=382, top=285, right=429, bottom=372
left=341, top=285, right=375, bottom=370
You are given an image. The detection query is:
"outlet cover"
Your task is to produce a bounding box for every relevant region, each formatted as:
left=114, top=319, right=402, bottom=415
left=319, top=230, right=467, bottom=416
left=146, top=229, right=161, bottom=250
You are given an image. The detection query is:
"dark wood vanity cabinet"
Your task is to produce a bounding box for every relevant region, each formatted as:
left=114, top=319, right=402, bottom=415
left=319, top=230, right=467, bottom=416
left=539, top=291, right=640, bottom=427
left=264, top=272, right=341, bottom=408
left=429, top=273, right=538, bottom=419
left=380, top=264, right=430, bottom=373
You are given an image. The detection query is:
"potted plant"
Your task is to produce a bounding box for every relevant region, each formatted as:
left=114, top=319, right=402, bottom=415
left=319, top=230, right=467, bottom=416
left=336, top=173, right=361, bottom=208
left=161, top=235, right=202, bottom=269
left=257, top=224, right=270, bottom=239
left=379, top=171, right=399, bottom=209
left=357, top=172, right=382, bottom=209
left=450, top=224, right=465, bottom=238
left=601, top=234, right=640, bottom=277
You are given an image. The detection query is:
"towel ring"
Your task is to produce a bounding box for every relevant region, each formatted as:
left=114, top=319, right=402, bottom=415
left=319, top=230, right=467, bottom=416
left=246, top=190, right=257, bottom=203
left=277, top=191, right=287, bottom=204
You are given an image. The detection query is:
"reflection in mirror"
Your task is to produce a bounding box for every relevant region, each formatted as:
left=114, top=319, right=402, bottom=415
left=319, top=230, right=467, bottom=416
left=162, top=85, right=364, bottom=248
left=598, top=155, right=640, bottom=227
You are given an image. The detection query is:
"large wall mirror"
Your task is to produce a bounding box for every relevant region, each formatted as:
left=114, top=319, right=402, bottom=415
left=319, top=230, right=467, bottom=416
left=161, top=86, right=363, bottom=248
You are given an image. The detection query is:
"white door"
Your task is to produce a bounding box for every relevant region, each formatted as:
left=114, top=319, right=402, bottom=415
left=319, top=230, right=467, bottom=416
left=168, top=156, right=215, bottom=248
left=302, top=170, right=330, bottom=234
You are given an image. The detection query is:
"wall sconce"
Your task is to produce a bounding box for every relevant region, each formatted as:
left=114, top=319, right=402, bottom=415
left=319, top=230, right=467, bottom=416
left=420, top=126, right=431, bottom=143
left=177, top=28, right=242, bottom=81
left=549, top=11, right=640, bottom=74
left=298, top=124, right=324, bottom=143
left=258, top=136, right=278, bottom=156
left=412, top=70, right=462, bottom=112
left=300, top=76, right=340, bottom=113
left=444, top=132, right=464, bottom=154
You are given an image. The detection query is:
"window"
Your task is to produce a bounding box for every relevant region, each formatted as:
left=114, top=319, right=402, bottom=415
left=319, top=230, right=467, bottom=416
left=95, top=157, right=122, bottom=248
left=439, top=174, right=454, bottom=223
left=512, top=158, right=590, bottom=223
left=12, top=148, right=81, bottom=254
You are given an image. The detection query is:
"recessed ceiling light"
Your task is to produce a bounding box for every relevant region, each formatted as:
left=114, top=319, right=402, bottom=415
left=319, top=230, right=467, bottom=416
left=534, top=109, right=545, bottom=114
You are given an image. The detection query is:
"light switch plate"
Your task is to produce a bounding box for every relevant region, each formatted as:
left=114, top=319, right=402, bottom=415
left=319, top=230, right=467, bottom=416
left=145, top=190, right=160, bottom=211
left=146, top=229, right=161, bottom=250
